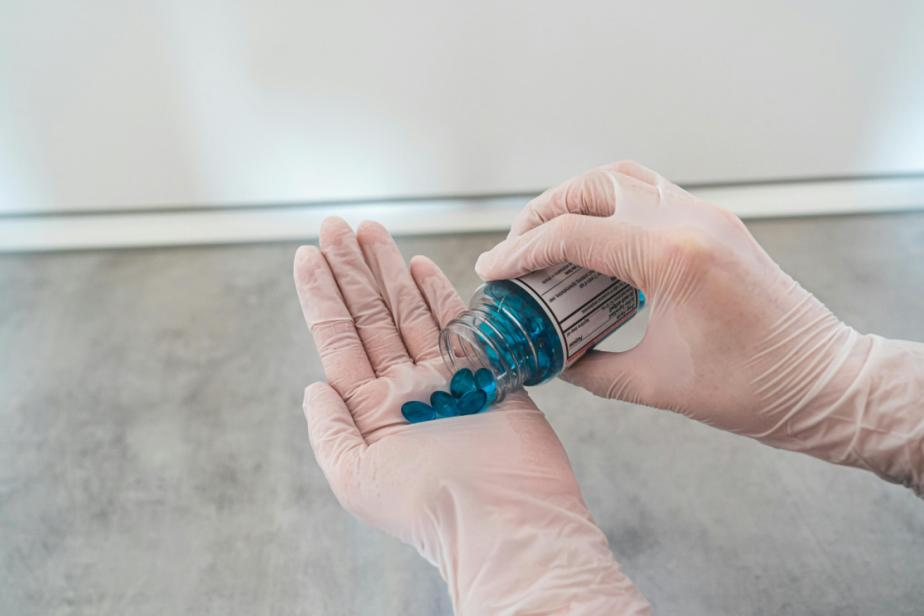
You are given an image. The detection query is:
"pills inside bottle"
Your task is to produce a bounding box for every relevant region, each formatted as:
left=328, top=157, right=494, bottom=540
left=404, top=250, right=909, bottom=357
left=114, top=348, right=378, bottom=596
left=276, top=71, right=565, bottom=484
left=438, top=263, right=645, bottom=403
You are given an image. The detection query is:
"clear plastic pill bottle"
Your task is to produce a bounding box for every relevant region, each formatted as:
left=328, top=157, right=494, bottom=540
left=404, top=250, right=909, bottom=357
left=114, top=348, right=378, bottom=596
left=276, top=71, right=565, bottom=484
left=439, top=263, right=646, bottom=402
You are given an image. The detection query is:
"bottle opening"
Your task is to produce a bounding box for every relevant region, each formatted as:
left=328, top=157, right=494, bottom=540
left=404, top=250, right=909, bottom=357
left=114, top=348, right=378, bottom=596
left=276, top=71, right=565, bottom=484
left=438, top=308, right=530, bottom=402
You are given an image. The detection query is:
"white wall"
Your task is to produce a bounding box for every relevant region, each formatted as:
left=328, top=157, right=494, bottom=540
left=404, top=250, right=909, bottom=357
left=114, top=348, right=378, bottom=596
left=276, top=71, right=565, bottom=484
left=1, top=0, right=923, bottom=215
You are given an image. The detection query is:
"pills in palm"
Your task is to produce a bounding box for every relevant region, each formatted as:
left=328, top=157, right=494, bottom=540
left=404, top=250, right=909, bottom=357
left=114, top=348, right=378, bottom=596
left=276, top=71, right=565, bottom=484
left=401, top=400, right=437, bottom=423
left=430, top=390, right=458, bottom=418
left=457, top=389, right=487, bottom=415
left=401, top=367, right=499, bottom=424
left=450, top=368, right=476, bottom=397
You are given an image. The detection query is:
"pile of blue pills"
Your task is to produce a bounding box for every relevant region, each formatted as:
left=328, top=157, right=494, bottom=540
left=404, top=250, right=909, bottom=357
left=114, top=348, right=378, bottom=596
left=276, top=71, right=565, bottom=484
left=401, top=368, right=497, bottom=423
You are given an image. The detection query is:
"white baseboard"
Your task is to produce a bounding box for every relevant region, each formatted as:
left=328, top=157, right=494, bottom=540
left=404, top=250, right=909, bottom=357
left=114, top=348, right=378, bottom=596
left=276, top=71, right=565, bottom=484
left=1, top=176, right=922, bottom=252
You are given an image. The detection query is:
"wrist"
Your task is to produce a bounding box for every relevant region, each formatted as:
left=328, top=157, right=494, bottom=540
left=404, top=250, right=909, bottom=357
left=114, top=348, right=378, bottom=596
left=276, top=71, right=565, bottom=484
left=778, top=331, right=924, bottom=495
left=439, top=509, right=649, bottom=615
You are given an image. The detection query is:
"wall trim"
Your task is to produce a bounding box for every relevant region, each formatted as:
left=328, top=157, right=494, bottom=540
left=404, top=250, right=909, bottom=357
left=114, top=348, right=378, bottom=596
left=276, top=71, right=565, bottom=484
left=2, top=176, right=922, bottom=252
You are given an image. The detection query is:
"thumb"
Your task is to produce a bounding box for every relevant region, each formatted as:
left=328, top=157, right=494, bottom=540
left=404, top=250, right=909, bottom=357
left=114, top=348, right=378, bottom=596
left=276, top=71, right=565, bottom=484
left=560, top=349, right=648, bottom=404
left=303, top=382, right=367, bottom=487
left=474, top=214, right=652, bottom=291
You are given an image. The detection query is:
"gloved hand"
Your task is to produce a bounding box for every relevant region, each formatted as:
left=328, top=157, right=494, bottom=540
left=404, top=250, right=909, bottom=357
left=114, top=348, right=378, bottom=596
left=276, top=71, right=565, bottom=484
left=294, top=217, right=651, bottom=615
left=476, top=161, right=924, bottom=496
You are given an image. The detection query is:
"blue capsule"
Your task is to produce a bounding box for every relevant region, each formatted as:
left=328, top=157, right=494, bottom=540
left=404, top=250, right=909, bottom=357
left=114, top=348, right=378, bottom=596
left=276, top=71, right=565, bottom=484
left=638, top=289, right=647, bottom=309
left=450, top=368, right=476, bottom=398
left=474, top=368, right=497, bottom=403
left=401, top=401, right=436, bottom=424
left=457, top=389, right=488, bottom=415
left=483, top=343, right=502, bottom=372
left=430, top=390, right=458, bottom=418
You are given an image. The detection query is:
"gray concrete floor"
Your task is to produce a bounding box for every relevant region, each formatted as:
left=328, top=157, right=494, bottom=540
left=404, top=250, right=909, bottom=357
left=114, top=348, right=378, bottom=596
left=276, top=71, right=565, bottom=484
left=1, top=212, right=923, bottom=615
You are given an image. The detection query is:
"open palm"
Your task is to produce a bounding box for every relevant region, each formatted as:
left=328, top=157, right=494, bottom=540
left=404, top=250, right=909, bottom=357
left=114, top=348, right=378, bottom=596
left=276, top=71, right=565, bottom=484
left=293, top=218, right=647, bottom=614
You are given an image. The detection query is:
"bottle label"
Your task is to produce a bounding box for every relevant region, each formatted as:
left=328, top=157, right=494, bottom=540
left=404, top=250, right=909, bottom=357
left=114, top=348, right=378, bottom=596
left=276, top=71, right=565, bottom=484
left=510, top=263, right=640, bottom=366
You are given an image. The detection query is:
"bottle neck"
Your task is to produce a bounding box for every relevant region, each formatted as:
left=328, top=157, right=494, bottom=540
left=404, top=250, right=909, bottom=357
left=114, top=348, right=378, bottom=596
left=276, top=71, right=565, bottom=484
left=439, top=300, right=540, bottom=402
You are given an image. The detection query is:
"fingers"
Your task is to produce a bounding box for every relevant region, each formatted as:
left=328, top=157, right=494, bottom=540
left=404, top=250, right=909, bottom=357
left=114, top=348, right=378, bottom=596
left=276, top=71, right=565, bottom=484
left=356, top=221, right=442, bottom=362
left=508, top=169, right=617, bottom=238
left=475, top=214, right=652, bottom=290
left=600, top=160, right=660, bottom=187
left=507, top=161, right=660, bottom=238
left=319, top=217, right=410, bottom=375
left=294, top=245, right=375, bottom=396
left=409, top=255, right=467, bottom=329
left=560, top=349, right=646, bottom=404
left=303, top=382, right=366, bottom=500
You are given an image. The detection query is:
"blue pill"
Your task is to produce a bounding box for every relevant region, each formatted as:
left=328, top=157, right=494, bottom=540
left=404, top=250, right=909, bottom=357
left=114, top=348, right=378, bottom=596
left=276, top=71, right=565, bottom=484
left=638, top=289, right=647, bottom=309
left=483, top=344, right=502, bottom=371
left=401, top=401, right=436, bottom=424
left=457, top=389, right=488, bottom=415
left=450, top=368, right=476, bottom=398
left=430, top=390, right=458, bottom=418
left=474, top=368, right=497, bottom=403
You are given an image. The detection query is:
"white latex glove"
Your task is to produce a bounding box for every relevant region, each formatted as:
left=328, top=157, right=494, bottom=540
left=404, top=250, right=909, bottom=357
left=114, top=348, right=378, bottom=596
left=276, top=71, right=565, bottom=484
left=294, top=217, right=651, bottom=615
left=476, top=161, right=924, bottom=496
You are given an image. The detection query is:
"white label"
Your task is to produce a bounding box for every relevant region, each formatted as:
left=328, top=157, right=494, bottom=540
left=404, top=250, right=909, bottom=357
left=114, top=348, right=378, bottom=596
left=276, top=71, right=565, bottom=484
left=510, top=263, right=639, bottom=365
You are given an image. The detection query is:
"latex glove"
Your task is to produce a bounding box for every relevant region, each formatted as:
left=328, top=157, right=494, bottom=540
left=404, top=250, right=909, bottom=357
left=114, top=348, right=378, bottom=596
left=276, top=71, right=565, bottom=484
left=476, top=161, right=924, bottom=496
left=294, top=217, right=650, bottom=615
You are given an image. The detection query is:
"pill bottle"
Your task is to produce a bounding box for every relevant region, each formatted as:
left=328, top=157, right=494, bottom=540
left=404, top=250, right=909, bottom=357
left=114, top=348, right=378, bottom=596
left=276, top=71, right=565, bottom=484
left=439, top=263, right=646, bottom=402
